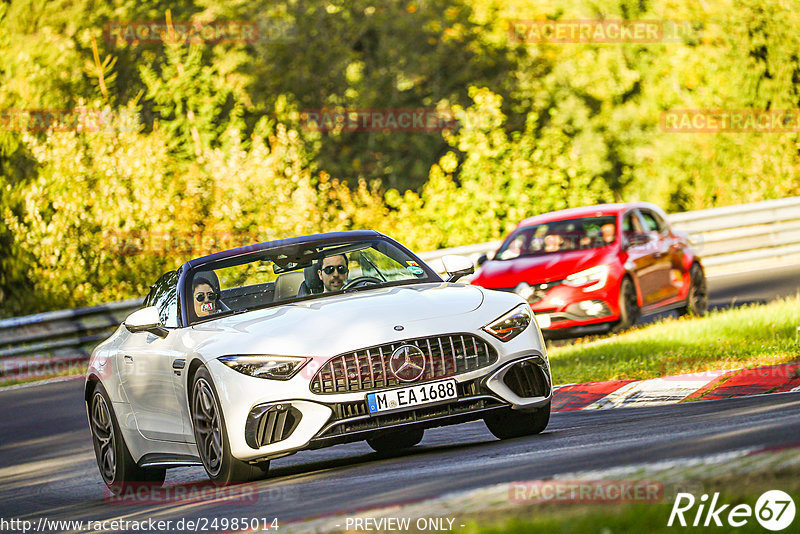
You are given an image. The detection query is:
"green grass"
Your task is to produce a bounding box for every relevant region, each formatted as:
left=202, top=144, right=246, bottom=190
left=458, top=469, right=800, bottom=534
left=548, top=295, right=800, bottom=384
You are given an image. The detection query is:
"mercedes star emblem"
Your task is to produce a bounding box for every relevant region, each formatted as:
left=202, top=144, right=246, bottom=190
left=389, top=345, right=427, bottom=382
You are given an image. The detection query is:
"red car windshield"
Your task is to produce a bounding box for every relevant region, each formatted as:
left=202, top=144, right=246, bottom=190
left=495, top=216, right=617, bottom=260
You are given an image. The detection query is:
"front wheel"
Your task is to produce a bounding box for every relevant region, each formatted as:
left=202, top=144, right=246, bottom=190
left=677, top=264, right=708, bottom=317
left=89, top=382, right=165, bottom=494
left=484, top=402, right=550, bottom=439
left=612, top=277, right=640, bottom=333
left=191, top=366, right=268, bottom=485
left=367, top=428, right=424, bottom=453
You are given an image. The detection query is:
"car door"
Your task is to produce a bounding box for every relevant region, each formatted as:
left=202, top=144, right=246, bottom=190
left=648, top=208, right=687, bottom=301
left=621, top=209, right=661, bottom=307
left=638, top=208, right=679, bottom=303
left=117, top=271, right=188, bottom=442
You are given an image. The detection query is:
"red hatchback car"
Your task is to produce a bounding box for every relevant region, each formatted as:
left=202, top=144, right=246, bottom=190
left=471, top=203, right=708, bottom=338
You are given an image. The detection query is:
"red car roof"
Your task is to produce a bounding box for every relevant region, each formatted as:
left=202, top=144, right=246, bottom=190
left=516, top=202, right=652, bottom=228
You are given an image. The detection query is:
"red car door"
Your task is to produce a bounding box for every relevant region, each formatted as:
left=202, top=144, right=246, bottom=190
left=638, top=208, right=680, bottom=304
left=621, top=209, right=664, bottom=307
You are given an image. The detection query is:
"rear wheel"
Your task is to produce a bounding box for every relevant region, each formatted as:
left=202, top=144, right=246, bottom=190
left=191, top=366, right=268, bottom=485
left=484, top=402, right=550, bottom=439
left=88, top=382, right=166, bottom=494
left=678, top=264, right=708, bottom=317
left=367, top=428, right=424, bottom=453
left=612, top=277, right=640, bottom=332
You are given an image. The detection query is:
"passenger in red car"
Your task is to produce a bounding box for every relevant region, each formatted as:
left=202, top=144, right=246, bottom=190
left=601, top=223, right=616, bottom=244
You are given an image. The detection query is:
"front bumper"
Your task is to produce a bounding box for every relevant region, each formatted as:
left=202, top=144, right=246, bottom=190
left=527, top=282, right=622, bottom=335
left=209, top=332, right=551, bottom=462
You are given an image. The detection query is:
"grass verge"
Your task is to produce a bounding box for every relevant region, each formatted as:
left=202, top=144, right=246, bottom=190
left=548, top=295, right=800, bottom=384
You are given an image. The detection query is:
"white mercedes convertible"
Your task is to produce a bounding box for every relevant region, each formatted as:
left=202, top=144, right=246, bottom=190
left=85, top=231, right=552, bottom=490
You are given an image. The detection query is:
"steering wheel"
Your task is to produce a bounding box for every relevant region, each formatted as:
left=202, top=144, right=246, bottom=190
left=342, top=276, right=383, bottom=290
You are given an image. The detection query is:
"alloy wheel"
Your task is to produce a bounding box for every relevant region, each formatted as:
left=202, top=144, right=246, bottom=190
left=193, top=378, right=223, bottom=476
left=90, top=392, right=116, bottom=482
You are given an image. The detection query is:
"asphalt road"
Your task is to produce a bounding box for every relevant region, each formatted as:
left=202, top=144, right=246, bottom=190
left=1, top=378, right=798, bottom=532
left=707, top=262, right=800, bottom=309
left=0, top=265, right=799, bottom=532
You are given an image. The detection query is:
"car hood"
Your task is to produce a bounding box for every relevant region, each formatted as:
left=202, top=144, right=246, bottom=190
left=189, top=283, right=485, bottom=357
left=473, top=248, right=612, bottom=288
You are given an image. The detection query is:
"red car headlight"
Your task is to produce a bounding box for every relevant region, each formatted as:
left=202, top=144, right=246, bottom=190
left=563, top=265, right=610, bottom=292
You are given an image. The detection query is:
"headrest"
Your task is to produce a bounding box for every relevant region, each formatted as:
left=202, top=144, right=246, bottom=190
left=304, top=264, right=324, bottom=294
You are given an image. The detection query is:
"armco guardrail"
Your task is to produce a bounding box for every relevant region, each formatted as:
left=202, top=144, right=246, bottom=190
left=0, top=299, right=141, bottom=380
left=2, top=197, right=800, bottom=382
left=668, top=196, right=800, bottom=268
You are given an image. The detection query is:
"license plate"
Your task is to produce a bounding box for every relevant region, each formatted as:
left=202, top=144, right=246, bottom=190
left=366, top=379, right=457, bottom=414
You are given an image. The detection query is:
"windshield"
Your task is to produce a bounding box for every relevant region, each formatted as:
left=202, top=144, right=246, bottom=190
left=495, top=216, right=618, bottom=260
left=186, top=238, right=435, bottom=324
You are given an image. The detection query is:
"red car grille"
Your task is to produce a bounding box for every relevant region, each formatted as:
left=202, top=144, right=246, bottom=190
left=309, top=334, right=498, bottom=394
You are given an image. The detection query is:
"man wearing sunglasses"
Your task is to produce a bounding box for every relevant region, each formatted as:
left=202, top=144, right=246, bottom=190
left=317, top=253, right=349, bottom=293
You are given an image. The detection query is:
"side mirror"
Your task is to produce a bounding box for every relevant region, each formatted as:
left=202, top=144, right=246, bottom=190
left=441, top=254, right=475, bottom=283
left=124, top=306, right=168, bottom=338
left=476, top=253, right=488, bottom=267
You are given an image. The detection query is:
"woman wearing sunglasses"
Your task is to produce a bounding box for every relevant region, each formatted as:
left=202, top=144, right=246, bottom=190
left=192, top=276, right=220, bottom=317
left=317, top=253, right=349, bottom=293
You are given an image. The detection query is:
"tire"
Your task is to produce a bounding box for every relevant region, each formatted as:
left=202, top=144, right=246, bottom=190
left=612, top=277, right=640, bottom=333
left=367, top=428, right=424, bottom=453
left=483, top=402, right=551, bottom=439
left=191, top=366, right=268, bottom=485
left=677, top=263, right=708, bottom=317
left=88, top=382, right=166, bottom=494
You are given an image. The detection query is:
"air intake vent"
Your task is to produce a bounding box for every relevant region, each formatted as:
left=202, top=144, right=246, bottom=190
left=245, top=404, right=302, bottom=449
left=503, top=359, right=550, bottom=398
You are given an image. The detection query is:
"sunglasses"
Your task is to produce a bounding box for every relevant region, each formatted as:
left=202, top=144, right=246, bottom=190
left=321, top=265, right=348, bottom=275
left=195, top=292, right=219, bottom=303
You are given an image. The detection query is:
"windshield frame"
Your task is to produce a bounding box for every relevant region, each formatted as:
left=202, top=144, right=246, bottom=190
left=177, top=231, right=441, bottom=326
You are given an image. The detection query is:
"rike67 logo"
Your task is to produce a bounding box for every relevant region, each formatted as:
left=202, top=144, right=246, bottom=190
left=668, top=490, right=796, bottom=531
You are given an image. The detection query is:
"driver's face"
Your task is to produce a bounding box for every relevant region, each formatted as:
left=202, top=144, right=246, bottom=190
left=318, top=255, right=348, bottom=292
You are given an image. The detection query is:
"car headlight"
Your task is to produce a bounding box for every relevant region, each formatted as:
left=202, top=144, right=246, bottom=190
left=563, top=265, right=609, bottom=292
left=218, top=355, right=309, bottom=380
left=483, top=304, right=532, bottom=342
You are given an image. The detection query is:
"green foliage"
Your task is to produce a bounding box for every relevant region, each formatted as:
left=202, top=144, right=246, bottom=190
left=2, top=0, right=800, bottom=315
